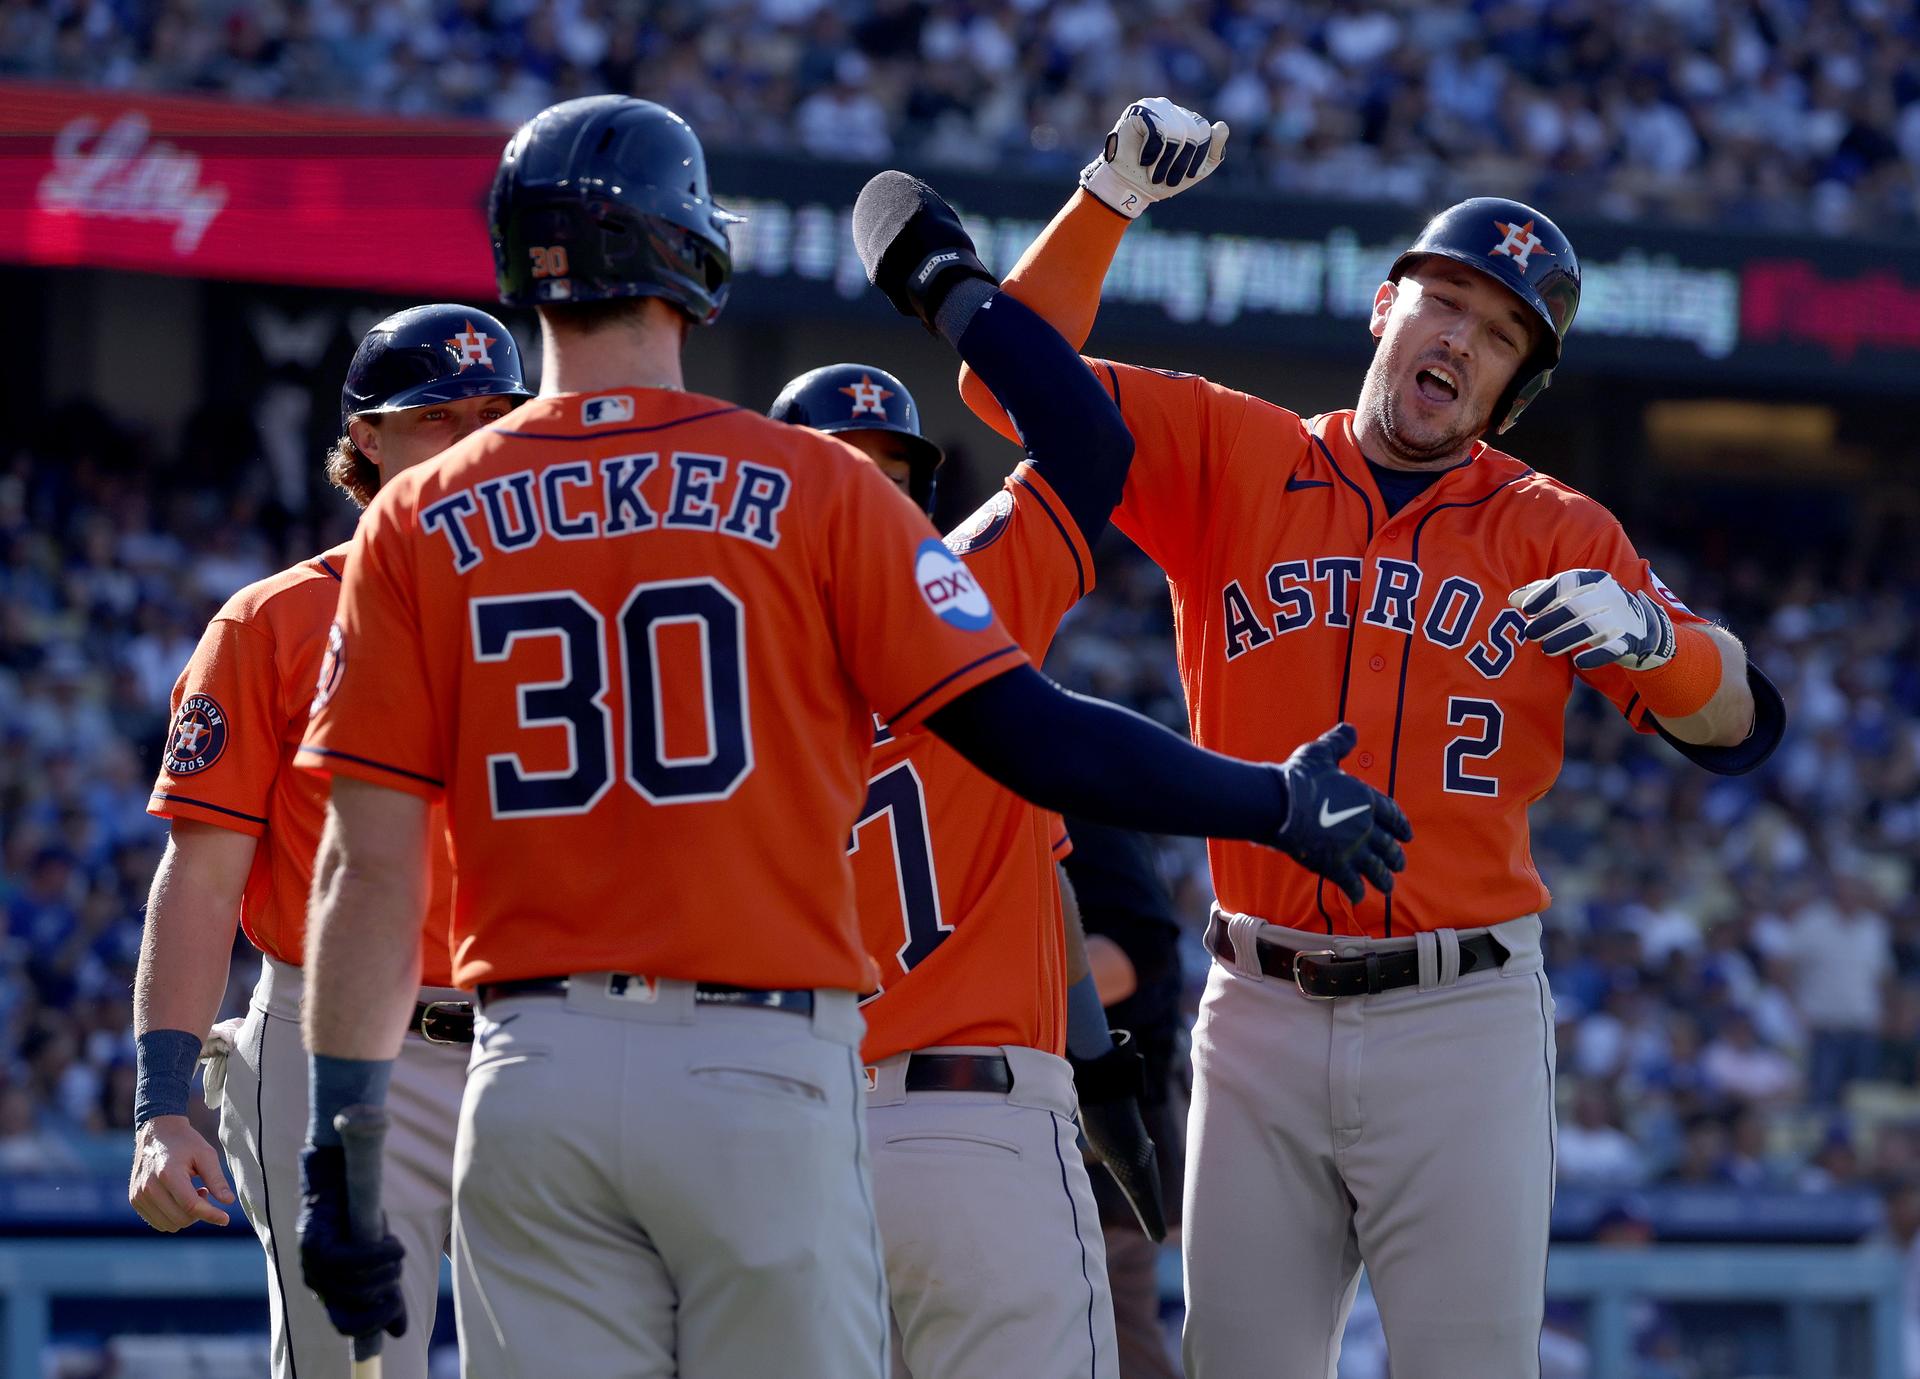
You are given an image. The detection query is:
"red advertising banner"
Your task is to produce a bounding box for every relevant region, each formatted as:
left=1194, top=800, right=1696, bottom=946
left=0, top=82, right=503, bottom=295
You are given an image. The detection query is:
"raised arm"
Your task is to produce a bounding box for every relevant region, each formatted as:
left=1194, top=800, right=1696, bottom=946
left=959, top=99, right=1228, bottom=440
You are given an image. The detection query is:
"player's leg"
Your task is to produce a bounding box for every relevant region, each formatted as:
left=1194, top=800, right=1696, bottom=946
left=452, top=994, right=676, bottom=1379
left=651, top=996, right=889, bottom=1379
left=871, top=1046, right=1117, bottom=1379
left=382, top=1032, right=466, bottom=1369
left=1101, top=1225, right=1178, bottom=1379
left=1182, top=960, right=1363, bottom=1379
left=1342, top=919, right=1556, bottom=1379
left=219, top=958, right=436, bottom=1379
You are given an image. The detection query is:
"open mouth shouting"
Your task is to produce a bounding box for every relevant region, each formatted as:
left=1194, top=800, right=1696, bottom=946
left=1413, top=362, right=1460, bottom=405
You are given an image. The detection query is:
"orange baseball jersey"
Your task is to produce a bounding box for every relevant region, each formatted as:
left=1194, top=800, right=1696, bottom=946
left=852, top=462, right=1091, bottom=1063
left=147, top=546, right=457, bottom=986
left=295, top=389, right=1027, bottom=991
left=973, top=370, right=1706, bottom=936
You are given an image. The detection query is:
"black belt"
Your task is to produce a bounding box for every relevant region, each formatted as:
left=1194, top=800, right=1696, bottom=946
left=478, top=976, right=815, bottom=1017
left=1204, top=913, right=1509, bottom=999
left=411, top=999, right=474, bottom=1045
left=898, top=1053, right=1014, bottom=1095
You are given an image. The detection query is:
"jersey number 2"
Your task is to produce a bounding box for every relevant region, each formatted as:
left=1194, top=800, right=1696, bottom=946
left=472, top=579, right=752, bottom=818
left=849, top=762, right=950, bottom=984
left=1443, top=696, right=1502, bottom=797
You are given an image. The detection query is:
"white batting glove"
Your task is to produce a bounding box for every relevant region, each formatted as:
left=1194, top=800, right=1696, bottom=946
left=1510, top=569, right=1677, bottom=671
left=1080, top=98, right=1229, bottom=219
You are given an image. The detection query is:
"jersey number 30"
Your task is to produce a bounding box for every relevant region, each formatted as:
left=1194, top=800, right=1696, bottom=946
left=472, top=579, right=753, bottom=818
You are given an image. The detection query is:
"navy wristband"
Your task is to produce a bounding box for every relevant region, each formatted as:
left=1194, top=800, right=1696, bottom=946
left=134, top=1029, right=203, bottom=1127
left=308, top=1053, right=393, bottom=1148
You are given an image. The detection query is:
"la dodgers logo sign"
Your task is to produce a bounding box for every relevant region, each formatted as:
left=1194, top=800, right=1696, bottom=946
left=445, top=321, right=497, bottom=371
left=1489, top=218, right=1555, bottom=272
left=165, top=694, right=229, bottom=775
left=839, top=374, right=894, bottom=418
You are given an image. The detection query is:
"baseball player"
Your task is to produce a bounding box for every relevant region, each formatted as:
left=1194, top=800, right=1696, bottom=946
left=775, top=165, right=1235, bottom=1379
left=961, top=98, right=1788, bottom=1378
left=127, top=303, right=532, bottom=1379
left=288, top=97, right=1409, bottom=1379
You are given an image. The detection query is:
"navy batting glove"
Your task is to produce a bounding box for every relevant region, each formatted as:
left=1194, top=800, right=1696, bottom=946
left=852, top=171, right=995, bottom=332
left=298, top=1146, right=407, bottom=1343
left=1268, top=724, right=1413, bottom=903
left=1070, top=1032, right=1168, bottom=1243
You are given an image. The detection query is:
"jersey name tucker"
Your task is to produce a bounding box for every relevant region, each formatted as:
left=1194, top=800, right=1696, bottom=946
left=1220, top=558, right=1528, bottom=678
left=420, top=451, right=792, bottom=571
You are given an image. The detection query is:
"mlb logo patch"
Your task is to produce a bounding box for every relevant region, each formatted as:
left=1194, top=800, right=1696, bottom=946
left=607, top=973, right=661, bottom=1003
left=582, top=394, right=634, bottom=426
left=863, top=1066, right=879, bottom=1092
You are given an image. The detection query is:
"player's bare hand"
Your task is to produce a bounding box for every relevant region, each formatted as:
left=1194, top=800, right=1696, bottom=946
left=129, top=1115, right=235, bottom=1231
left=1080, top=97, right=1229, bottom=220
left=1510, top=569, right=1675, bottom=671
left=1267, top=724, right=1412, bottom=903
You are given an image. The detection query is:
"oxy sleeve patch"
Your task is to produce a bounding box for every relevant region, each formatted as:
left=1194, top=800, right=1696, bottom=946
left=915, top=538, right=994, bottom=631
left=163, top=695, right=230, bottom=776
left=1646, top=565, right=1694, bottom=616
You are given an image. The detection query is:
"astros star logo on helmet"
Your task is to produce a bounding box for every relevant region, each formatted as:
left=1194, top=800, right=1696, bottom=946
left=446, top=321, right=498, bottom=371
left=839, top=374, right=894, bottom=418
left=1490, top=219, right=1555, bottom=272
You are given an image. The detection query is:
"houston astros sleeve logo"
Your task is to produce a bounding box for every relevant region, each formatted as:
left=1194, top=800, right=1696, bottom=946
left=165, top=694, right=229, bottom=775
left=839, top=374, right=894, bottom=417
left=311, top=621, right=346, bottom=717
left=445, top=322, right=498, bottom=371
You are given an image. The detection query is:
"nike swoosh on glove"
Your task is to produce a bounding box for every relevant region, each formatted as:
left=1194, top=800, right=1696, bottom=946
left=1080, top=97, right=1229, bottom=219
left=1510, top=569, right=1676, bottom=671
left=298, top=1146, right=408, bottom=1343
left=1268, top=724, right=1412, bottom=903
left=1069, top=1031, right=1167, bottom=1242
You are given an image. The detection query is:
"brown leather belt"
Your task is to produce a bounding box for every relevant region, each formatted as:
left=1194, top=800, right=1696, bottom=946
left=411, top=1000, right=474, bottom=1044
left=902, top=1053, right=1013, bottom=1094
left=1204, top=913, right=1509, bottom=999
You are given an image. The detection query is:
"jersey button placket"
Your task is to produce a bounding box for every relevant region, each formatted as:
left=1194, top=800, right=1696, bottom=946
left=1368, top=654, right=1386, bottom=672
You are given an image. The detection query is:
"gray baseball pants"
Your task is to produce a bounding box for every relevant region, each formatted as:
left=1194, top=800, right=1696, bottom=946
left=454, top=976, right=888, bottom=1379
left=207, top=953, right=467, bottom=1379
left=1181, top=914, right=1556, bottom=1379
left=867, top=1045, right=1118, bottom=1379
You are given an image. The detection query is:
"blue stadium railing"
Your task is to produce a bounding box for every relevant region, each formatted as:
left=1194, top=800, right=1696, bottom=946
left=0, top=1238, right=1903, bottom=1379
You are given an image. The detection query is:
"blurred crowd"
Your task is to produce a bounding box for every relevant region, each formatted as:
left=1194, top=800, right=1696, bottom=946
left=3, top=392, right=1920, bottom=1243
left=9, top=0, right=1920, bottom=235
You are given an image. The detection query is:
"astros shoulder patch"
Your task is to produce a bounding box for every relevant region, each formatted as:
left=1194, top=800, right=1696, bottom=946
left=164, top=694, right=229, bottom=776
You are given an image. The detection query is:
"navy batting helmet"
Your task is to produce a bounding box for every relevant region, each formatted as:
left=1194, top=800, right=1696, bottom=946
left=1389, top=197, right=1580, bottom=434
left=489, top=96, right=738, bottom=323
left=339, top=303, right=531, bottom=430
left=770, top=363, right=945, bottom=513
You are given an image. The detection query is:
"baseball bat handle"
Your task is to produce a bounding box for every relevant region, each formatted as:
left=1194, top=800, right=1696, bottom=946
left=334, top=1104, right=391, bottom=1364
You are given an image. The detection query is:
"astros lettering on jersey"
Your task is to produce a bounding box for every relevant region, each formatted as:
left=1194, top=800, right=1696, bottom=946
left=148, top=546, right=457, bottom=984
left=852, top=461, right=1089, bottom=1062
left=296, top=390, right=1029, bottom=991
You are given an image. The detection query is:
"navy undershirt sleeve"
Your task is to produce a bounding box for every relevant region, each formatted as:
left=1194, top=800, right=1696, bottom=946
left=954, top=293, right=1134, bottom=546
left=926, top=664, right=1287, bottom=841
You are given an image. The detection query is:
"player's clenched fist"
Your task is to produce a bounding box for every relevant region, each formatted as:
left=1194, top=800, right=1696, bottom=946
left=1510, top=569, right=1676, bottom=671
left=1080, top=97, right=1229, bottom=219
left=1268, top=724, right=1412, bottom=903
